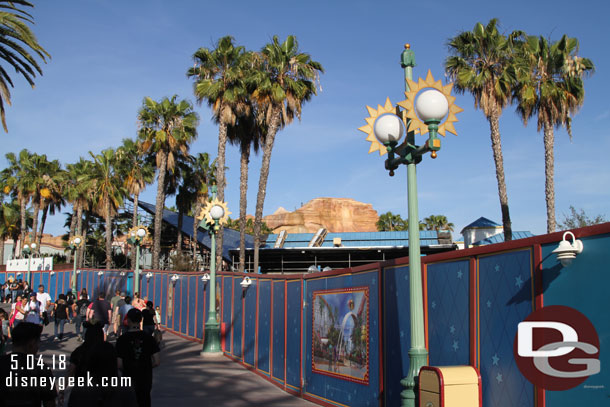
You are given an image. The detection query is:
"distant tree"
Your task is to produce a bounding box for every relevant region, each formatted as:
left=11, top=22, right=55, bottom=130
left=376, top=212, right=407, bottom=231
left=0, top=0, right=50, bottom=132
left=423, top=215, right=454, bottom=232
left=558, top=206, right=606, bottom=230
left=225, top=217, right=272, bottom=235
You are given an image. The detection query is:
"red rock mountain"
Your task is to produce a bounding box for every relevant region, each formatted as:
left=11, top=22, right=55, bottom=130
left=263, top=198, right=379, bottom=233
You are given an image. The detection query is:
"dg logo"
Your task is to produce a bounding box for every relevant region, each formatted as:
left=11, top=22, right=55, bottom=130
left=513, top=305, right=600, bottom=390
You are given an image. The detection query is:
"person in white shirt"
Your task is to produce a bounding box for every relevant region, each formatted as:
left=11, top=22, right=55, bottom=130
left=36, top=285, right=52, bottom=326
left=24, top=293, right=41, bottom=324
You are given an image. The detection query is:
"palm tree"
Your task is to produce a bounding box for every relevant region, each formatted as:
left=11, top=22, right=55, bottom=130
left=423, top=215, right=455, bottom=232
left=513, top=35, right=594, bottom=233
left=188, top=153, right=215, bottom=264
left=116, top=138, right=154, bottom=265
left=445, top=19, right=521, bottom=241
left=227, top=113, right=263, bottom=271
left=35, top=159, right=65, bottom=248
left=250, top=35, right=323, bottom=272
left=187, top=35, right=251, bottom=271
left=64, top=158, right=93, bottom=267
left=0, top=199, right=22, bottom=262
left=1, top=149, right=35, bottom=249
left=0, top=0, right=50, bottom=132
left=138, top=95, right=199, bottom=269
left=376, top=211, right=407, bottom=231
left=85, top=148, right=126, bottom=269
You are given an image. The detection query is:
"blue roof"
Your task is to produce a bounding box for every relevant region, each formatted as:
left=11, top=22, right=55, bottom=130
left=137, top=201, right=254, bottom=261
left=472, top=231, right=535, bottom=246
left=461, top=217, right=502, bottom=233
left=263, top=230, right=441, bottom=249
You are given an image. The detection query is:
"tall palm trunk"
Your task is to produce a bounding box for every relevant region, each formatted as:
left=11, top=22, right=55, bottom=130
left=253, top=110, right=282, bottom=273
left=192, top=201, right=202, bottom=265
left=215, top=122, right=228, bottom=272
left=238, top=144, right=250, bottom=272
left=36, top=206, right=49, bottom=248
left=67, top=203, right=78, bottom=264
left=76, top=205, right=84, bottom=268
left=176, top=210, right=183, bottom=252
left=543, top=122, right=556, bottom=233
left=152, top=150, right=168, bottom=269
left=488, top=111, right=512, bottom=241
left=105, top=199, right=113, bottom=269
left=131, top=192, right=139, bottom=268
left=31, top=201, right=40, bottom=244
left=19, top=195, right=26, bottom=251
left=0, top=238, right=4, bottom=265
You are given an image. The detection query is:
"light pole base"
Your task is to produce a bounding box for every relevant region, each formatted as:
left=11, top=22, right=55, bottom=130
left=201, top=321, right=221, bottom=354
left=400, top=347, right=428, bottom=407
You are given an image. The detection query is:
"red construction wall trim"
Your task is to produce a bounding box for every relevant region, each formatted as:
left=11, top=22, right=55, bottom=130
left=533, top=244, right=545, bottom=407
left=300, top=278, right=304, bottom=396
left=423, top=263, right=429, bottom=353
left=255, top=276, right=260, bottom=369
left=377, top=264, right=384, bottom=405
left=284, top=280, right=288, bottom=391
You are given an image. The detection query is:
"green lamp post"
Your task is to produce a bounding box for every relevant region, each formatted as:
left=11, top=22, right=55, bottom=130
left=69, top=235, right=84, bottom=293
left=127, top=225, right=149, bottom=296
left=198, top=185, right=231, bottom=355
left=359, top=44, right=462, bottom=407
left=22, top=241, right=37, bottom=286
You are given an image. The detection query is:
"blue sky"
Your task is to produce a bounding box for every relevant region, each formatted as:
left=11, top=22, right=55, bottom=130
left=2, top=0, right=609, bottom=238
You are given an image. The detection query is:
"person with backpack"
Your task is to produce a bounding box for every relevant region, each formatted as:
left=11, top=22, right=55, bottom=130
left=53, top=294, right=69, bottom=341
left=118, top=296, right=133, bottom=336
left=72, top=293, right=91, bottom=342
left=90, top=292, right=112, bottom=340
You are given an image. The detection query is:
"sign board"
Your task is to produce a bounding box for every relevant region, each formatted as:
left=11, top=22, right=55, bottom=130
left=6, top=257, right=54, bottom=271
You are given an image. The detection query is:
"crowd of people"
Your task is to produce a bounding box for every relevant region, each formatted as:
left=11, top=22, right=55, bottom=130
left=0, top=285, right=163, bottom=407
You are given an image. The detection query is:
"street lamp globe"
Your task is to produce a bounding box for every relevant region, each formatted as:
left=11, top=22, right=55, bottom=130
left=373, top=113, right=404, bottom=144
left=415, top=89, right=449, bottom=122
left=31, top=243, right=37, bottom=250
left=23, top=244, right=29, bottom=250
left=137, top=228, right=147, bottom=238
left=74, top=237, right=82, bottom=245
left=210, top=205, right=225, bottom=221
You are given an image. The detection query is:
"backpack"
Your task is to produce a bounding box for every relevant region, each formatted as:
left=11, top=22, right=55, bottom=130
left=78, top=302, right=88, bottom=318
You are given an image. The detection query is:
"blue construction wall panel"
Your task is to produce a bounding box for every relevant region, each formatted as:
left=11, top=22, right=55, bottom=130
left=305, top=271, right=381, bottom=407
left=172, top=277, right=181, bottom=333
left=160, top=274, right=168, bottom=326
left=154, top=274, right=162, bottom=322
left=232, top=277, right=243, bottom=358
left=48, top=270, right=57, bottom=299
left=542, top=233, right=610, bottom=407
left=427, top=260, right=470, bottom=366
left=383, top=265, right=411, bottom=406
left=31, top=272, right=41, bottom=293
left=180, top=276, right=188, bottom=334
left=257, top=279, right=272, bottom=374
left=478, top=250, right=534, bottom=407
left=188, top=276, right=197, bottom=338
left=222, top=276, right=232, bottom=353
left=286, top=280, right=301, bottom=390
left=196, top=277, right=205, bottom=340
left=40, top=272, right=49, bottom=299
left=272, top=281, right=285, bottom=382
left=243, top=279, right=257, bottom=367
left=63, top=271, right=70, bottom=294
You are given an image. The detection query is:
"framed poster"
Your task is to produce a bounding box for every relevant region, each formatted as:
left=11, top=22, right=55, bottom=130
left=312, top=287, right=369, bottom=384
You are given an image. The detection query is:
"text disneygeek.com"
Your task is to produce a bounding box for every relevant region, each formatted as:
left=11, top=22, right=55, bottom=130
left=6, top=372, right=132, bottom=391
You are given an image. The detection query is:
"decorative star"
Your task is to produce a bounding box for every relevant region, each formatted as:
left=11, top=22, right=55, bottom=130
left=494, top=264, right=500, bottom=272
left=492, top=354, right=499, bottom=366
left=496, top=373, right=503, bottom=383
left=515, top=276, right=524, bottom=288
left=450, top=325, right=456, bottom=335
left=457, top=270, right=463, bottom=279
left=486, top=300, right=492, bottom=308
left=431, top=301, right=437, bottom=309
left=452, top=341, right=459, bottom=351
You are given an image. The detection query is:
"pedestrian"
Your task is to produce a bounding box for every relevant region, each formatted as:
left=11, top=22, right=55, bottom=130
left=141, top=301, right=156, bottom=336
left=24, top=293, right=42, bottom=325
left=112, top=292, right=126, bottom=337
left=10, top=296, right=27, bottom=329
left=80, top=288, right=89, bottom=301
left=53, top=294, right=69, bottom=341
left=132, top=292, right=146, bottom=311
left=109, top=290, right=122, bottom=337
left=91, top=292, right=112, bottom=339
left=36, top=284, right=53, bottom=326
left=22, top=281, right=31, bottom=298
left=155, top=306, right=161, bottom=325
left=116, top=308, right=160, bottom=407
left=0, top=309, right=9, bottom=354
left=0, top=322, right=56, bottom=406
left=118, top=296, right=134, bottom=335
left=9, top=278, right=19, bottom=302
left=66, top=289, right=76, bottom=321
left=72, top=292, right=91, bottom=341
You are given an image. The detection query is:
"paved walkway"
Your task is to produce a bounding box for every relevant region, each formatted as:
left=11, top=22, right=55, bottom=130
left=2, top=303, right=315, bottom=407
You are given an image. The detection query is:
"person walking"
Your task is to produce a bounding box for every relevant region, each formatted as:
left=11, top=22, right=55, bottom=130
left=52, top=294, right=69, bottom=341
left=141, top=301, right=156, bottom=336
left=118, top=296, right=134, bottom=336
left=36, top=285, right=53, bottom=326
left=24, top=293, right=42, bottom=325
left=11, top=296, right=27, bottom=329
left=91, top=292, right=112, bottom=339
left=116, top=308, right=160, bottom=407
left=109, top=290, right=122, bottom=337
left=72, top=293, right=91, bottom=341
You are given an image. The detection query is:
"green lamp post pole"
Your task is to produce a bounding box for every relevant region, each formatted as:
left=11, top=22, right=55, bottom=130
left=134, top=240, right=141, bottom=294
left=201, top=184, right=222, bottom=355
left=127, top=224, right=148, bottom=297
left=22, top=244, right=34, bottom=286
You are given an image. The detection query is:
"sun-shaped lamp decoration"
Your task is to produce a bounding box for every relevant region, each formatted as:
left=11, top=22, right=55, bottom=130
left=198, top=198, right=231, bottom=231
left=69, top=235, right=84, bottom=250
left=397, top=70, right=463, bottom=158
left=358, top=97, right=414, bottom=156
left=127, top=226, right=149, bottom=244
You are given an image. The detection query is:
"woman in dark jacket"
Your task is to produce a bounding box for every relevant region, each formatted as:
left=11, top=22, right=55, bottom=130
left=53, top=294, right=69, bottom=340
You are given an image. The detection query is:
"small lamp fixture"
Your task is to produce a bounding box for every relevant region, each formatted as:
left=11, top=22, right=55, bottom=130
left=322, top=266, right=332, bottom=272
left=552, top=231, right=584, bottom=267
left=16, top=272, right=22, bottom=277
left=119, top=271, right=126, bottom=276
left=50, top=271, right=55, bottom=276
left=76, top=270, right=81, bottom=274
left=171, top=274, right=180, bottom=284
left=201, top=273, right=210, bottom=284
left=145, top=272, right=153, bottom=280
left=98, top=271, right=104, bottom=276
left=307, top=265, right=318, bottom=273
left=240, top=276, right=252, bottom=289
